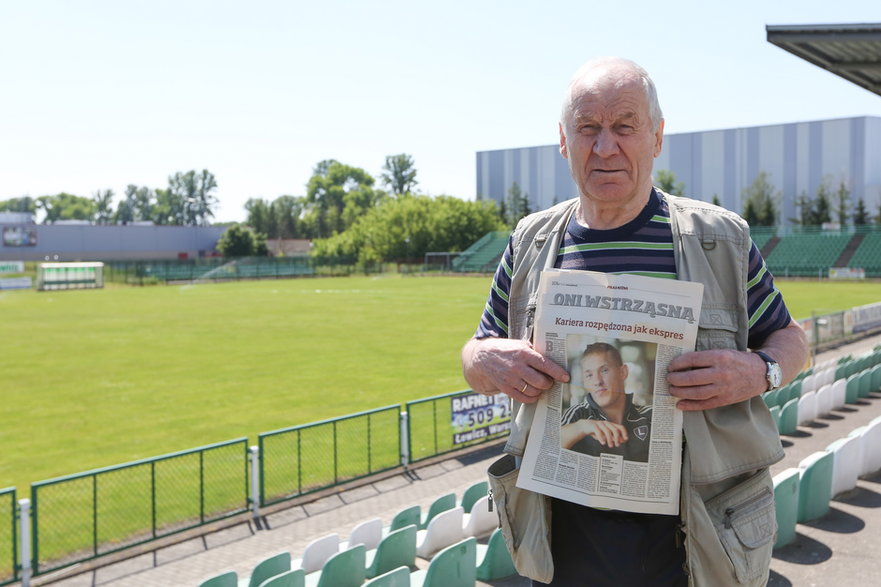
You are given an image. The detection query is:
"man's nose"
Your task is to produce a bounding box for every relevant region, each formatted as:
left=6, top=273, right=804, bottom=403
left=593, top=129, right=619, bottom=157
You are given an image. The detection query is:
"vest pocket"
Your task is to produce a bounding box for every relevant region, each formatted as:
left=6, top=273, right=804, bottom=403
left=703, top=468, right=776, bottom=583
left=487, top=454, right=554, bottom=583
left=696, top=307, right=740, bottom=351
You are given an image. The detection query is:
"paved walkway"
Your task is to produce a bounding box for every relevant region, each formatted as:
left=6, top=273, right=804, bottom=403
left=30, top=334, right=881, bottom=587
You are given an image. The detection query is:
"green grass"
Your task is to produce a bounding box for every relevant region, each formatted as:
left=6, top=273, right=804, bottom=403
left=2, top=275, right=880, bottom=493
left=0, top=275, right=492, bottom=493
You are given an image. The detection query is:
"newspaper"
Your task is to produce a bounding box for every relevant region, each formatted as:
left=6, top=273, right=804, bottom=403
left=517, top=269, right=703, bottom=515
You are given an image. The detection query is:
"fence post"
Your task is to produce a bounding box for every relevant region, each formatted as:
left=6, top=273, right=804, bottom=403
left=399, top=411, right=410, bottom=468
left=19, top=498, right=31, bottom=587
left=249, top=446, right=260, bottom=522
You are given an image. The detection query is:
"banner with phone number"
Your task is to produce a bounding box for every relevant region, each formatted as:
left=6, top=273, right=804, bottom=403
left=450, top=392, right=511, bottom=445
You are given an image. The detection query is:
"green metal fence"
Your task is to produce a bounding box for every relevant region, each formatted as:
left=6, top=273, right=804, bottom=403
left=105, top=257, right=314, bottom=285
left=406, top=390, right=512, bottom=463
left=0, top=488, right=15, bottom=586
left=259, top=405, right=402, bottom=507
left=30, top=438, right=248, bottom=576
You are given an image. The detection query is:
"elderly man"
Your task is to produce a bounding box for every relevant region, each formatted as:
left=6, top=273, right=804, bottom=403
left=560, top=342, right=652, bottom=461
left=462, top=57, right=808, bottom=586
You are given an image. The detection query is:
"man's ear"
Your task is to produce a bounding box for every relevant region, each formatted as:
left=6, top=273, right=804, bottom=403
left=559, top=122, right=569, bottom=159
left=653, top=119, right=664, bottom=158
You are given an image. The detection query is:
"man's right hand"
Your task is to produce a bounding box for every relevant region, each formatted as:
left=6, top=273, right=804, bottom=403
left=461, top=337, right=570, bottom=403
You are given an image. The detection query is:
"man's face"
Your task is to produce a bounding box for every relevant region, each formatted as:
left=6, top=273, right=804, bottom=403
left=581, top=351, right=628, bottom=411
left=559, top=72, right=664, bottom=214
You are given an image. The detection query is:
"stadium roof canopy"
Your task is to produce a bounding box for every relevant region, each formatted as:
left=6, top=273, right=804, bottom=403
left=766, top=23, right=881, bottom=97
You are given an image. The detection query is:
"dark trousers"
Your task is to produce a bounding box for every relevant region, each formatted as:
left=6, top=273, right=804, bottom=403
left=533, top=498, right=688, bottom=587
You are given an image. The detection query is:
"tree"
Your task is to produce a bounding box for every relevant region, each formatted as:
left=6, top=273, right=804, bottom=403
left=304, top=160, right=383, bottom=238
left=814, top=180, right=832, bottom=225
left=741, top=172, right=778, bottom=226
left=36, top=193, right=96, bottom=224
left=311, top=195, right=505, bottom=267
left=655, top=170, right=685, bottom=196
left=380, top=153, right=418, bottom=196
left=506, top=182, right=530, bottom=226
left=167, top=169, right=218, bottom=226
left=0, top=196, right=37, bottom=214
left=92, top=189, right=115, bottom=224
left=711, top=194, right=721, bottom=207
left=854, top=198, right=870, bottom=225
left=834, top=181, right=850, bottom=225
left=216, top=224, right=267, bottom=257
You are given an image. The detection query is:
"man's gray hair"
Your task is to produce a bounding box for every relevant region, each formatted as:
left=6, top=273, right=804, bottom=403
left=561, top=57, right=663, bottom=132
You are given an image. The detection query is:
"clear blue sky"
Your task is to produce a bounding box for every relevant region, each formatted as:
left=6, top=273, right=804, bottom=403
left=2, top=0, right=879, bottom=222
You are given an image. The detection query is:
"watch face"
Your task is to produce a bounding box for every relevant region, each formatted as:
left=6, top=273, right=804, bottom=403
left=768, top=363, right=783, bottom=388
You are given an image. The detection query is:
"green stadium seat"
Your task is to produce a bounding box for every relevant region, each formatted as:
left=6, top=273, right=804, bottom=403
left=858, top=370, right=873, bottom=398
left=797, top=451, right=834, bottom=523
left=846, top=373, right=861, bottom=404
left=476, top=528, right=517, bottom=581
left=304, top=545, right=366, bottom=587
left=257, top=569, right=305, bottom=587
left=366, top=524, right=417, bottom=579
left=772, top=468, right=800, bottom=549
left=243, top=552, right=291, bottom=587
left=420, top=493, right=456, bottom=529
left=459, top=481, right=488, bottom=514
left=779, top=397, right=799, bottom=435
left=200, top=571, right=238, bottom=587
left=386, top=505, right=421, bottom=535
left=363, top=566, right=411, bottom=587
left=410, top=537, right=477, bottom=587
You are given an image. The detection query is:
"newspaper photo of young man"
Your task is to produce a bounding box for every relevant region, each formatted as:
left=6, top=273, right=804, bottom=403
left=560, top=339, right=656, bottom=463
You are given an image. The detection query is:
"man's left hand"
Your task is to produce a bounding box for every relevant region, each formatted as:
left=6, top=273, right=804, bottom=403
left=666, top=349, right=766, bottom=411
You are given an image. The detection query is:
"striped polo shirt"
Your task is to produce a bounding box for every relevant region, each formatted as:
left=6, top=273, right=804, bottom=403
left=475, top=189, right=791, bottom=347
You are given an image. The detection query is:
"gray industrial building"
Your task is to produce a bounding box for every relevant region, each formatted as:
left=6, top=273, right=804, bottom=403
left=0, top=213, right=226, bottom=262
left=476, top=115, right=881, bottom=224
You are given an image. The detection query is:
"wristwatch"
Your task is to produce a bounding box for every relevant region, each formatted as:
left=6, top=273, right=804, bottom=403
left=754, top=351, right=782, bottom=391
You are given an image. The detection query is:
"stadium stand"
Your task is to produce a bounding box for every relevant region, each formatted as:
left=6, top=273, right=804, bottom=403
left=200, top=571, right=238, bottom=587
left=475, top=528, right=517, bottom=581
left=764, top=230, right=853, bottom=277
left=797, top=451, right=834, bottom=523
left=846, top=229, right=881, bottom=277
left=451, top=231, right=510, bottom=273
left=416, top=506, right=464, bottom=558
left=303, top=545, right=365, bottom=587
left=292, top=534, right=338, bottom=574
left=459, top=480, right=488, bottom=514
left=257, top=569, right=305, bottom=587
left=410, top=537, right=477, bottom=587
left=363, top=566, right=410, bottom=587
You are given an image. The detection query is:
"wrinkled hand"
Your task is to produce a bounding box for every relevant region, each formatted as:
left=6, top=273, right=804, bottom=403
left=461, top=337, right=570, bottom=403
left=667, top=349, right=766, bottom=411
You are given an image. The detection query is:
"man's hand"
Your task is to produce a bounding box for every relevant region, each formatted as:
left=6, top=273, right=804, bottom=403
left=666, top=349, right=767, bottom=411
left=667, top=319, right=808, bottom=411
left=561, top=419, right=629, bottom=449
left=461, top=337, right=570, bottom=403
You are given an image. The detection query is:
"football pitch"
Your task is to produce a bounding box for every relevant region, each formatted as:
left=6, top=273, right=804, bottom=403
left=2, top=275, right=880, bottom=492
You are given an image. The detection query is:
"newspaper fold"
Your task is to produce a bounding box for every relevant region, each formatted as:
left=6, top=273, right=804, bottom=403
left=517, top=269, right=704, bottom=515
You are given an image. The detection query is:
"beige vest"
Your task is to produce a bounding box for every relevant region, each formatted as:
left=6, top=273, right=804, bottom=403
left=502, top=190, right=782, bottom=585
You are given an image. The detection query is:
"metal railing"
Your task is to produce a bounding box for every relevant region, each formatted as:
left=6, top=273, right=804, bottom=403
left=258, top=405, right=401, bottom=507
left=0, top=488, right=16, bottom=586
left=30, top=438, right=248, bottom=576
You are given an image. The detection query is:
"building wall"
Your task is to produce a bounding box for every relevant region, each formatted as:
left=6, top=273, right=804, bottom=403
left=476, top=116, right=881, bottom=223
left=0, top=224, right=227, bottom=261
